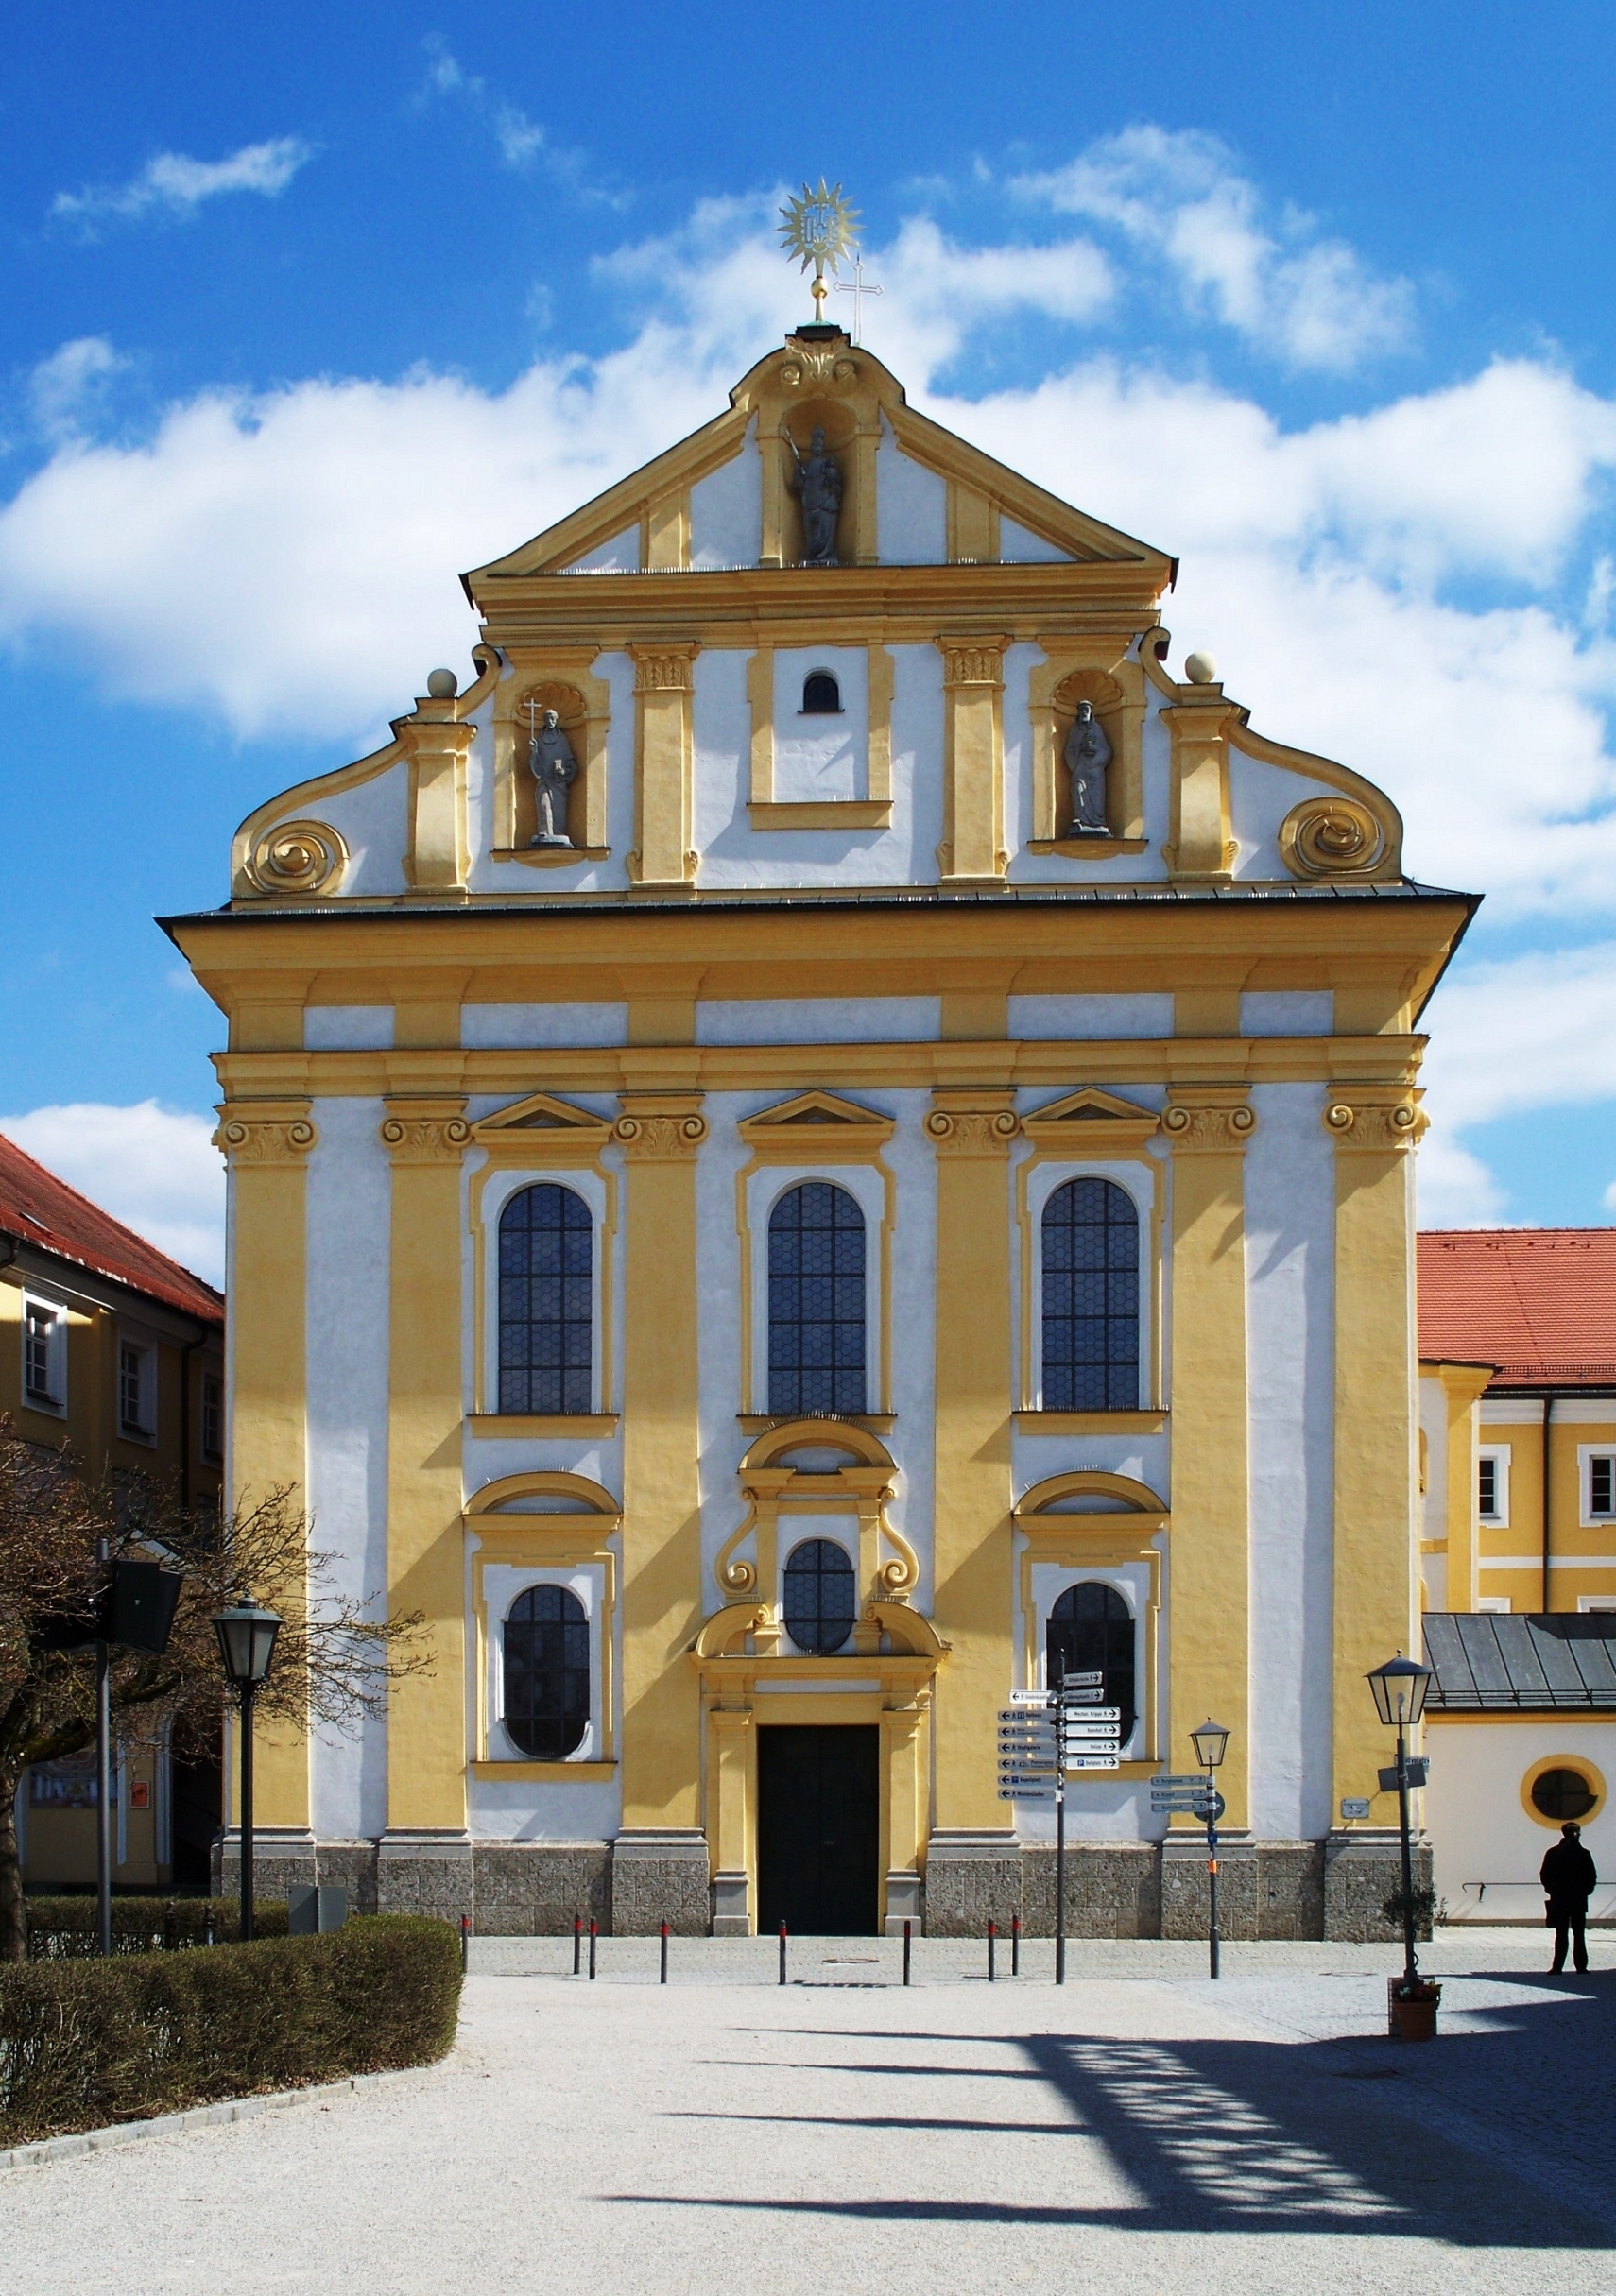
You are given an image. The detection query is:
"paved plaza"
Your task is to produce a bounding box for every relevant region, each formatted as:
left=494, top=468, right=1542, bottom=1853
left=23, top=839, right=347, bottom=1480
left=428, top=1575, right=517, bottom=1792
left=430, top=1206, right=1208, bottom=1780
left=5, top=1931, right=1613, bottom=2294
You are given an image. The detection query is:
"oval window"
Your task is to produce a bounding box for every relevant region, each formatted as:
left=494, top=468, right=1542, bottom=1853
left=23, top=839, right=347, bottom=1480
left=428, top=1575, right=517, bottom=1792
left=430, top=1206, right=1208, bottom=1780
left=782, top=1538, right=857, bottom=1654
left=801, top=671, right=842, bottom=714
left=504, top=1585, right=590, bottom=1758
left=1531, top=1766, right=1599, bottom=1823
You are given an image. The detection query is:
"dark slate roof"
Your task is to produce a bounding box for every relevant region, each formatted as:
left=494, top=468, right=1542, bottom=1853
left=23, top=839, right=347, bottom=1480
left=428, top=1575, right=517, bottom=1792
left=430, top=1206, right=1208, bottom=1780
left=1423, top=1612, right=1616, bottom=1710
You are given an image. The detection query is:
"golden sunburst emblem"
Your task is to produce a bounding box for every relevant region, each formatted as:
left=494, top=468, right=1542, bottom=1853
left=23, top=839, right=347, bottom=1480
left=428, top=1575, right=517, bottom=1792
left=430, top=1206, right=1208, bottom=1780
left=779, top=179, right=861, bottom=322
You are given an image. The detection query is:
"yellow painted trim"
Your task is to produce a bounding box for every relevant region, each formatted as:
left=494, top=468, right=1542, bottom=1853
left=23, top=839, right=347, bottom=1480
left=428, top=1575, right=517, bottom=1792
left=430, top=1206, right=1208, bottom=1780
left=467, top=1414, right=620, bottom=1438
left=1520, top=1752, right=1607, bottom=1829
left=1027, top=645, right=1147, bottom=844
left=937, top=639, right=1008, bottom=884
left=467, top=1514, right=619, bottom=1764
left=466, top=1470, right=621, bottom=1518
left=1016, top=1411, right=1166, bottom=1436
left=1015, top=1469, right=1169, bottom=1518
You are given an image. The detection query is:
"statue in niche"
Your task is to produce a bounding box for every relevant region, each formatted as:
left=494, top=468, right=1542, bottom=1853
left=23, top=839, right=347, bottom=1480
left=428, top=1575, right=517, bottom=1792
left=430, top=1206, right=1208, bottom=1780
left=787, top=425, right=843, bottom=564
left=525, top=704, right=578, bottom=848
left=1063, top=700, right=1113, bottom=836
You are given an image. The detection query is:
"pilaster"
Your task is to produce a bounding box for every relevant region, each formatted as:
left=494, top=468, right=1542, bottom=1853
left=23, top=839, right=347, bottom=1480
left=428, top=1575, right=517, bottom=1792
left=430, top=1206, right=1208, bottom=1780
left=927, top=1090, right=1018, bottom=1843
left=213, top=1100, right=318, bottom=1836
left=399, top=694, right=474, bottom=894
left=1326, top=1092, right=1425, bottom=1816
left=1162, top=1088, right=1254, bottom=1825
left=614, top=1093, right=708, bottom=1924
left=710, top=1707, right=754, bottom=1935
left=381, top=1097, right=471, bottom=1835
left=1162, top=691, right=1241, bottom=880
left=627, top=645, right=698, bottom=893
left=937, top=640, right=1008, bottom=887
left=1433, top=1361, right=1492, bottom=1613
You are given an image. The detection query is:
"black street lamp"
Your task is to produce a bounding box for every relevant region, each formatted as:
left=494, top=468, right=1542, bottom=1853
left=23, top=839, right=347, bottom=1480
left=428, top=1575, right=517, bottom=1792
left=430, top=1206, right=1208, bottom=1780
left=214, top=1597, right=282, bottom=1941
left=1366, top=1652, right=1432, bottom=1989
left=1189, top=1718, right=1230, bottom=1979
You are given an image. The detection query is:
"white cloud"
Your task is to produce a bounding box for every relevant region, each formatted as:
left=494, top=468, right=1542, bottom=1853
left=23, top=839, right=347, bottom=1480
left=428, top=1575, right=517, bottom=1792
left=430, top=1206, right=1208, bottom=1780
left=1014, top=126, right=1415, bottom=371
left=52, top=138, right=314, bottom=231
left=29, top=337, right=129, bottom=441
left=1416, top=1129, right=1509, bottom=1227
left=0, top=1103, right=224, bottom=1284
left=1418, top=945, right=1616, bottom=1129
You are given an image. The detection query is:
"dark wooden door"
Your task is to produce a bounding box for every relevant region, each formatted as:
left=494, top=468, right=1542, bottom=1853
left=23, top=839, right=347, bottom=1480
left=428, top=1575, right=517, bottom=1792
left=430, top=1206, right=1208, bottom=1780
left=757, top=1725, right=880, bottom=1936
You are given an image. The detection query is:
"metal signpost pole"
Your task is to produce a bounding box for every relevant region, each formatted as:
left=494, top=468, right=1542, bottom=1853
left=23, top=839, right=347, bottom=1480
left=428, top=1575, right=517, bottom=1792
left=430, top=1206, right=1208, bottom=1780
left=1055, top=1762, right=1066, bottom=1986
left=1205, top=1768, right=1220, bottom=1981
left=1395, top=1705, right=1418, bottom=1988
left=95, top=1632, right=112, bottom=1957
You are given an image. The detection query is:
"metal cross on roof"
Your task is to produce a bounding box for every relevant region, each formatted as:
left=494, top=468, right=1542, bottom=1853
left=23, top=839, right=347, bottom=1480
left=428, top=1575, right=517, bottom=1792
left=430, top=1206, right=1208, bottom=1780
left=834, top=254, right=883, bottom=345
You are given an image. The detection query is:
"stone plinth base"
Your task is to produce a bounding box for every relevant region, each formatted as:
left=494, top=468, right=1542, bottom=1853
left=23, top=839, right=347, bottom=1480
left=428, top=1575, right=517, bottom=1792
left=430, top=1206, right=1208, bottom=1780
left=1021, top=1842, right=1161, bottom=1938
left=610, top=1828, right=711, bottom=1935
left=918, top=1834, right=1358, bottom=1940
left=1323, top=1829, right=1433, bottom=1942
left=473, top=1842, right=610, bottom=1934
left=920, top=1831, right=1023, bottom=1936
left=214, top=1828, right=318, bottom=1907
left=376, top=1831, right=473, bottom=1921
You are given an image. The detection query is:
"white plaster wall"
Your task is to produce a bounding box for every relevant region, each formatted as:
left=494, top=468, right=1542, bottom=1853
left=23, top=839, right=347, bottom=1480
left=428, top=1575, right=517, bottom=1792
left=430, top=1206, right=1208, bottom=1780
left=1242, top=992, right=1334, bottom=1036
left=1229, top=755, right=1344, bottom=879
left=304, top=1098, right=391, bottom=1843
left=690, top=422, right=760, bottom=567
left=468, top=1776, right=622, bottom=1841
left=1245, top=1082, right=1335, bottom=1842
left=773, top=645, right=868, bottom=801
left=305, top=1007, right=395, bottom=1051
left=1008, top=995, right=1174, bottom=1040
left=876, top=418, right=945, bottom=563
left=697, top=642, right=941, bottom=887
left=1425, top=1719, right=1616, bottom=1922
left=1001, top=642, right=1038, bottom=864
left=563, top=527, right=640, bottom=574
left=291, top=762, right=409, bottom=899
left=1418, top=1371, right=1450, bottom=1549
left=694, top=998, right=940, bottom=1046
left=1001, top=516, right=1071, bottom=564
left=461, top=1003, right=628, bottom=1050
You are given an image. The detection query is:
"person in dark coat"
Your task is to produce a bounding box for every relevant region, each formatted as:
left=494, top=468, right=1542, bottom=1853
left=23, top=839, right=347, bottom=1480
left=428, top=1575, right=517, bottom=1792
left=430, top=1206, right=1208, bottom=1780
left=1541, top=1821, right=1598, bottom=1973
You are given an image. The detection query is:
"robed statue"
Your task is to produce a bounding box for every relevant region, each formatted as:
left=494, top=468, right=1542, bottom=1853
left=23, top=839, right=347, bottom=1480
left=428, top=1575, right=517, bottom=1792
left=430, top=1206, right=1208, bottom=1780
left=1063, top=700, right=1112, bottom=835
left=526, top=705, right=578, bottom=848
left=787, top=425, right=842, bottom=564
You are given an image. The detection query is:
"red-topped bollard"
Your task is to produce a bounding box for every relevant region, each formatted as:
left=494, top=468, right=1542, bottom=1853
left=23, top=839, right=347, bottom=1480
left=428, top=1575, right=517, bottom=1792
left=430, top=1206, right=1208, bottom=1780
left=1011, top=1912, right=1021, bottom=1977
left=573, top=1911, right=582, bottom=1974
left=779, top=1922, right=788, bottom=1986
left=988, top=1919, right=997, bottom=1982
left=903, top=1918, right=912, bottom=1986
left=589, top=1916, right=597, bottom=1981
left=661, top=1919, right=669, bottom=1985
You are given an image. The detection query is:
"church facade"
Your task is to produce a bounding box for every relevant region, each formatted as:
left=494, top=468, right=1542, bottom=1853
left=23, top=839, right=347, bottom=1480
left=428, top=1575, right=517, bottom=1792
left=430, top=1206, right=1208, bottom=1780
left=168, top=328, right=1472, bottom=1937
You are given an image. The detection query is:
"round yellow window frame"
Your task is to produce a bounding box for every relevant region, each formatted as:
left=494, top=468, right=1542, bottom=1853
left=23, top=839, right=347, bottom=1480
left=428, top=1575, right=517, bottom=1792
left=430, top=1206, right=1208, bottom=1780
left=1520, top=1753, right=1607, bottom=1829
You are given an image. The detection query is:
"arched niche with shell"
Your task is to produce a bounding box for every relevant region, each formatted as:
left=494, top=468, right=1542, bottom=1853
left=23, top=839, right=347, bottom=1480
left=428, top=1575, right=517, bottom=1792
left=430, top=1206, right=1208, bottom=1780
left=1026, top=649, right=1147, bottom=849
left=491, top=662, right=612, bottom=862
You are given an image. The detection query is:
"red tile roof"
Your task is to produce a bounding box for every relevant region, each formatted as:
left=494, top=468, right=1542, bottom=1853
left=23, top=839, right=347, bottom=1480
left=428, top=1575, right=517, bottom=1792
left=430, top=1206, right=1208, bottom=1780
left=1419, top=1229, right=1616, bottom=1388
left=0, top=1133, right=223, bottom=1327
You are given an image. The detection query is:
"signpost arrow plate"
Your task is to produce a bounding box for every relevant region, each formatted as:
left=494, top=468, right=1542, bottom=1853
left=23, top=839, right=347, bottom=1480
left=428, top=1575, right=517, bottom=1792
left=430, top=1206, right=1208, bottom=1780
left=1066, top=1756, right=1121, bottom=1771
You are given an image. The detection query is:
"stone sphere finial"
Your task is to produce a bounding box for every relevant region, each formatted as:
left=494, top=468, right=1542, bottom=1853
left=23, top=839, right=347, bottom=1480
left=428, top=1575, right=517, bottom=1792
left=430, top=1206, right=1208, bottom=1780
left=426, top=667, right=458, bottom=698
left=1183, top=650, right=1219, bottom=686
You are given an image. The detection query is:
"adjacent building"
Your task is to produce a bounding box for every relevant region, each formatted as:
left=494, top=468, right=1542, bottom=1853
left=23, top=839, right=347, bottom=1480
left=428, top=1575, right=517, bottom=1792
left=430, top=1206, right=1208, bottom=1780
left=168, top=326, right=1475, bottom=1937
left=1, top=1134, right=225, bottom=1889
left=1419, top=1228, right=1616, bottom=1925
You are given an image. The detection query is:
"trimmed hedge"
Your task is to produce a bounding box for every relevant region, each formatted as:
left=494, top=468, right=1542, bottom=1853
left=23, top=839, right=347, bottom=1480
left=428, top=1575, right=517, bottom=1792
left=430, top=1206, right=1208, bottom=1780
left=25, top=1895, right=288, bottom=1957
left=0, top=1916, right=460, bottom=2147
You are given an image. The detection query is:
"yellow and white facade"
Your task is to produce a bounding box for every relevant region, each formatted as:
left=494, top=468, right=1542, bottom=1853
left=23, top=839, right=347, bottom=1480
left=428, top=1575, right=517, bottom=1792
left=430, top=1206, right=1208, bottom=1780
left=168, top=330, right=1472, bottom=1936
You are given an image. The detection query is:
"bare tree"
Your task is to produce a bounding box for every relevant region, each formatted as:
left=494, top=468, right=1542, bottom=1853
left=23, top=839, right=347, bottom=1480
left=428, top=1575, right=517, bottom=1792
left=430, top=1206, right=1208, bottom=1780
left=0, top=1421, right=430, bottom=1962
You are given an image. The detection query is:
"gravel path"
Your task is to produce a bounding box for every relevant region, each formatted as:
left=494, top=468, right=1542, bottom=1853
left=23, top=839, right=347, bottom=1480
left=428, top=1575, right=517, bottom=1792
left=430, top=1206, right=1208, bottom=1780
left=5, top=1931, right=1610, bottom=2294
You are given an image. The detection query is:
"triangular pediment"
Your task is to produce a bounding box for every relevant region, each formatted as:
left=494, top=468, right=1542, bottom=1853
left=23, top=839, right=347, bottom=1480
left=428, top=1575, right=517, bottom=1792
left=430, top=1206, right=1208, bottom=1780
left=464, top=334, right=1173, bottom=591
left=739, top=1089, right=895, bottom=1147
left=1021, top=1088, right=1160, bottom=1145
left=472, top=1091, right=613, bottom=1150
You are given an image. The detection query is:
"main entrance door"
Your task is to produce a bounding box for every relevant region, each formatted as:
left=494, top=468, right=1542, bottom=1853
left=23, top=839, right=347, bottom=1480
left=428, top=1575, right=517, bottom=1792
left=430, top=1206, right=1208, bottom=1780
left=756, top=1725, right=880, bottom=1935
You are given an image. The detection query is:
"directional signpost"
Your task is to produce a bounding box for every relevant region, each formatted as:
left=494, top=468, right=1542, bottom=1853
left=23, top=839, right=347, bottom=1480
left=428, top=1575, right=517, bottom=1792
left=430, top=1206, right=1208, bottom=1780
left=1151, top=1754, right=1230, bottom=1978
left=998, top=1672, right=1126, bottom=1982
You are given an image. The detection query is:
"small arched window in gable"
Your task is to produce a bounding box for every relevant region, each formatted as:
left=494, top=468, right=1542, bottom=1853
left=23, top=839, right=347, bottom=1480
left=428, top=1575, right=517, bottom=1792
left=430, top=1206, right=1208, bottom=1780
left=768, top=1180, right=867, bottom=1416
left=498, top=1183, right=593, bottom=1414
left=504, top=1584, right=590, bottom=1758
left=1040, top=1176, right=1140, bottom=1412
left=782, top=1538, right=857, bottom=1654
left=1048, top=1582, right=1135, bottom=1743
left=800, top=670, right=842, bottom=714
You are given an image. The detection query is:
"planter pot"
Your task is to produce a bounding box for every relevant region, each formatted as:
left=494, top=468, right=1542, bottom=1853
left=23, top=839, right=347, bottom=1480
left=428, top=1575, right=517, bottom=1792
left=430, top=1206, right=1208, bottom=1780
left=1389, top=1984, right=1440, bottom=2041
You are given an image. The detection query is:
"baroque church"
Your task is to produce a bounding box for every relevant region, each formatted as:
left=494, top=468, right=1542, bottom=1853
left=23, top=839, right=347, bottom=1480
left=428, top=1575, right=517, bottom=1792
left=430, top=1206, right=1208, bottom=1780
left=168, top=322, right=1472, bottom=1939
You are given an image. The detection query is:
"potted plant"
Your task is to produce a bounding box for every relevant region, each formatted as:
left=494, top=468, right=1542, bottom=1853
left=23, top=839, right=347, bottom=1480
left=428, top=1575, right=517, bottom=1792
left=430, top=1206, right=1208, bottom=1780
left=1384, top=1886, right=1440, bottom=2038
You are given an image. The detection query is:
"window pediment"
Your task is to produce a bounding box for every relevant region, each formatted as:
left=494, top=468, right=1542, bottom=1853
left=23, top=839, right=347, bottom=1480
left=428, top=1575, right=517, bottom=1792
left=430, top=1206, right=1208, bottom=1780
left=1021, top=1088, right=1160, bottom=1151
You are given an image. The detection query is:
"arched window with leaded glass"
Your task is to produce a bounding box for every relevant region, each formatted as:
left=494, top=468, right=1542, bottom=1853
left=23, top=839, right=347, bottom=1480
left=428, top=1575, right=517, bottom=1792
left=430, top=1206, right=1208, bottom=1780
left=1040, top=1176, right=1140, bottom=1411
left=498, top=1184, right=593, bottom=1414
left=1047, top=1582, right=1136, bottom=1743
left=503, top=1584, right=590, bottom=1758
left=782, top=1538, right=857, bottom=1654
left=767, top=1180, right=867, bottom=1416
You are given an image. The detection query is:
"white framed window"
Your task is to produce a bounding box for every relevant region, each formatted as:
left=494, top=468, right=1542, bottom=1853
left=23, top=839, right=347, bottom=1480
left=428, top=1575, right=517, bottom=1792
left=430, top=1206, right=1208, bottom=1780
left=1581, top=1448, right=1616, bottom=1525
left=118, top=1339, right=156, bottom=1441
left=1577, top=1596, right=1616, bottom=1614
left=477, top=1165, right=611, bottom=1416
left=22, top=1294, right=66, bottom=1414
left=1027, top=1557, right=1153, bottom=1759
left=1475, top=1595, right=1512, bottom=1614
left=1025, top=1161, right=1154, bottom=1414
left=777, top=1519, right=860, bottom=1656
left=1477, top=1446, right=1510, bottom=1527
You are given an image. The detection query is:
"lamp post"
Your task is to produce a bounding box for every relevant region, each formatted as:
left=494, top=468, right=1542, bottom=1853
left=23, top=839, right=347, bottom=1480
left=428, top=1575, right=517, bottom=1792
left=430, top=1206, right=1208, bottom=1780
left=1189, top=1718, right=1230, bottom=1979
left=213, top=1597, right=282, bottom=1941
left=1366, top=1653, right=1431, bottom=1989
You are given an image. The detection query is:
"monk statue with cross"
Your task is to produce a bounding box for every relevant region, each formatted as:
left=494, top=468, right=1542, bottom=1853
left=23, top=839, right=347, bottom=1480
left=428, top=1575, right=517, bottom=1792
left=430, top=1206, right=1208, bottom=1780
left=525, top=702, right=578, bottom=848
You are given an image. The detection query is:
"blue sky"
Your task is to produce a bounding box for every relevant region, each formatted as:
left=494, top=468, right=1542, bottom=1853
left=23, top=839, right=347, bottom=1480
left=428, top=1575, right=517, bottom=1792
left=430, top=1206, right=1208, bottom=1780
left=4, top=1, right=1616, bottom=1278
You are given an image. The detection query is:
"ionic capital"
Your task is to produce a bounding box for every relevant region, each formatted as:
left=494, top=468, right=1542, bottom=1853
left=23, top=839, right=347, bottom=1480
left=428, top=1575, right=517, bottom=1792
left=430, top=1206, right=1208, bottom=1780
left=379, top=1098, right=472, bottom=1163
left=1161, top=1090, right=1256, bottom=1153
left=1323, top=1097, right=1426, bottom=1151
left=926, top=1093, right=1020, bottom=1156
left=612, top=1094, right=708, bottom=1159
left=213, top=1102, right=318, bottom=1167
